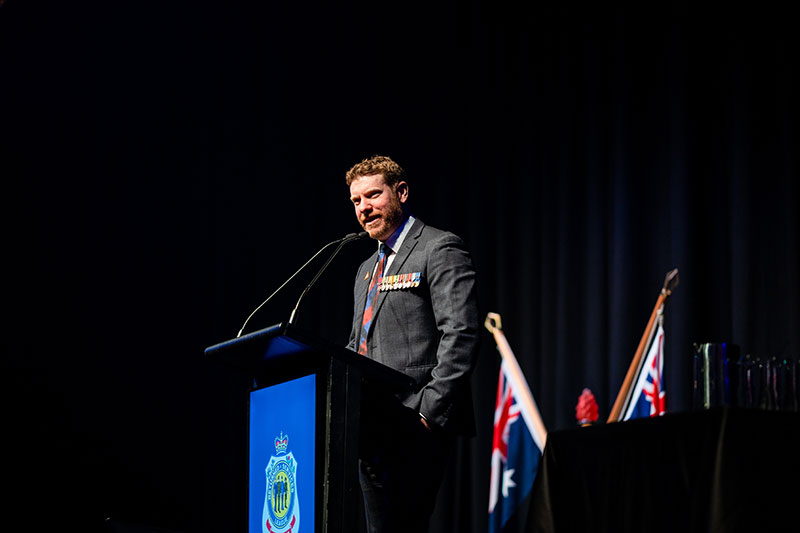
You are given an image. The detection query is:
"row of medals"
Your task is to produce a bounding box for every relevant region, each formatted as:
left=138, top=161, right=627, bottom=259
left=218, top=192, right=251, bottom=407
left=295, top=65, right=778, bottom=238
left=378, top=272, right=422, bottom=292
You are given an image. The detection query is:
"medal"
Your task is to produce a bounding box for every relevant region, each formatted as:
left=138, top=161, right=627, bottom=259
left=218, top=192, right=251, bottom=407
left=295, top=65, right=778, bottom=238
left=377, top=272, right=422, bottom=291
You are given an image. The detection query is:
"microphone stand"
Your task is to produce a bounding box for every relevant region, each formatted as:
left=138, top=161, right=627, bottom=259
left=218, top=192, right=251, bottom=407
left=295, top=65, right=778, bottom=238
left=236, top=232, right=368, bottom=337
left=288, top=232, right=368, bottom=325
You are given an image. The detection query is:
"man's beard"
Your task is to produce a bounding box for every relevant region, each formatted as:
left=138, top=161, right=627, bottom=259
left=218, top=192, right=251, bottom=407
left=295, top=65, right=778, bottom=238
left=363, top=198, right=404, bottom=241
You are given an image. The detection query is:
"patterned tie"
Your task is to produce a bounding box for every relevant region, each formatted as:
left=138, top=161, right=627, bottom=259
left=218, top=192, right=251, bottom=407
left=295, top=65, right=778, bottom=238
left=358, top=244, right=388, bottom=355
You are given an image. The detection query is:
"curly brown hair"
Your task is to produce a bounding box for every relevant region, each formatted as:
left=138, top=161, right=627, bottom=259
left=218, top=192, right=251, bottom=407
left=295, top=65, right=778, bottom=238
left=345, top=155, right=407, bottom=187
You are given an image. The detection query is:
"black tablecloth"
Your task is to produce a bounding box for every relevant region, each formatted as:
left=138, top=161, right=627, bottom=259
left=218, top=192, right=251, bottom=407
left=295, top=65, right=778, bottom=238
left=528, top=408, right=800, bottom=533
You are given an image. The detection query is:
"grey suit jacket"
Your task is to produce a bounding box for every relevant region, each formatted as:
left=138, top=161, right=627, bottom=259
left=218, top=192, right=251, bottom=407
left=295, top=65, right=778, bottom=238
left=347, top=220, right=480, bottom=436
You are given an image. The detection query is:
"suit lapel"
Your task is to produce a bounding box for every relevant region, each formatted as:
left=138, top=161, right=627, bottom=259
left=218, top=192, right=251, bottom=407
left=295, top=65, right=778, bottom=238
left=371, top=220, right=425, bottom=321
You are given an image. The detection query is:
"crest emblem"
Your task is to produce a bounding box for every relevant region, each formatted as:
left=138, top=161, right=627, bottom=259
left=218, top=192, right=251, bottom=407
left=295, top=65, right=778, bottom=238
left=263, top=432, right=300, bottom=533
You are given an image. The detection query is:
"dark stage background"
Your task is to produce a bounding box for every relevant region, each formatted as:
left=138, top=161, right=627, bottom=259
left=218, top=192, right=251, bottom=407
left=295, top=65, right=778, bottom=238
left=3, top=2, right=798, bottom=532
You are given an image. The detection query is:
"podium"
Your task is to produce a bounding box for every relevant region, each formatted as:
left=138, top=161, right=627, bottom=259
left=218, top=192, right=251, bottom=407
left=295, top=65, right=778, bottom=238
left=204, top=323, right=415, bottom=533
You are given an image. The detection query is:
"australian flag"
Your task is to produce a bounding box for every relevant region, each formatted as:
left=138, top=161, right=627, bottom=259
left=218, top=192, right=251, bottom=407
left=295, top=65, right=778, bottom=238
left=623, top=315, right=667, bottom=420
left=488, top=360, right=545, bottom=533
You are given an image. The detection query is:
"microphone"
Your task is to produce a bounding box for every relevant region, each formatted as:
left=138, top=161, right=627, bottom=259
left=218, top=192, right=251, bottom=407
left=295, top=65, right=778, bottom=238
left=236, top=231, right=369, bottom=337
left=287, top=231, right=368, bottom=326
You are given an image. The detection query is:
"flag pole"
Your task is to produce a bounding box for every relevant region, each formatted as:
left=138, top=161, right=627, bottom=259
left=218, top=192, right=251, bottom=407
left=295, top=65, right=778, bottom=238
left=607, top=268, right=679, bottom=423
left=485, top=312, right=548, bottom=448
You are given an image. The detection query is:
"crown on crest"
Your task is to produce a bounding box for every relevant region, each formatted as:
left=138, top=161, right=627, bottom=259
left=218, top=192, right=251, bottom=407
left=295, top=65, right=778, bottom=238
left=274, top=432, right=288, bottom=454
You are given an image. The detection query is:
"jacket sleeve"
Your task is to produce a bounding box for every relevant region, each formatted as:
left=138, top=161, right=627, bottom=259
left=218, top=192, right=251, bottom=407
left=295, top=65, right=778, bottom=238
left=418, top=233, right=480, bottom=429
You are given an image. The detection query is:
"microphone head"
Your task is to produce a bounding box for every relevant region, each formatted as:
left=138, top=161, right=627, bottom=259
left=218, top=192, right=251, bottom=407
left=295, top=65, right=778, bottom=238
left=345, top=231, right=369, bottom=241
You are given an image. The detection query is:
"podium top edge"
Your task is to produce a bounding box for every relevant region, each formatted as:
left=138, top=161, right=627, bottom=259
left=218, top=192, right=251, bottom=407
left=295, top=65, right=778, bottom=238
left=203, top=323, right=416, bottom=392
left=204, top=323, right=286, bottom=357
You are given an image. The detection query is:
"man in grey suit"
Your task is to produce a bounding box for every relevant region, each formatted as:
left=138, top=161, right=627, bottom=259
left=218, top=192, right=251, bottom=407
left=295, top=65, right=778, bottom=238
left=346, top=155, right=480, bottom=532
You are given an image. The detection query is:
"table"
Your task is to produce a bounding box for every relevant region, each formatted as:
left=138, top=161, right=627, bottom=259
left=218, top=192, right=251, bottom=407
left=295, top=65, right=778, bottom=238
left=528, top=408, right=800, bottom=532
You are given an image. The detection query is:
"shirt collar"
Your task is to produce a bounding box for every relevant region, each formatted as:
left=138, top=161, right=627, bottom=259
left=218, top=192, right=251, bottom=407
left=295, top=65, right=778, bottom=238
left=381, top=215, right=415, bottom=254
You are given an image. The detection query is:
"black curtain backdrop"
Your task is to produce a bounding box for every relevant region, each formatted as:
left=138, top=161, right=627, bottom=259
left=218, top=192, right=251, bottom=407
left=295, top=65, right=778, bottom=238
left=3, top=2, right=797, bottom=532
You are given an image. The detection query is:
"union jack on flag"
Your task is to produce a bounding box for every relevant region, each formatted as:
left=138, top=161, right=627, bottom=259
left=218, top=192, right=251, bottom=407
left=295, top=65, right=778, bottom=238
left=623, top=312, right=667, bottom=420
left=488, top=360, right=545, bottom=532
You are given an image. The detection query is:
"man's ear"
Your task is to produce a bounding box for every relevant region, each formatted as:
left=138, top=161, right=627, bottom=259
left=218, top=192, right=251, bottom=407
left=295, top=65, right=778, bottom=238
left=396, top=181, right=409, bottom=204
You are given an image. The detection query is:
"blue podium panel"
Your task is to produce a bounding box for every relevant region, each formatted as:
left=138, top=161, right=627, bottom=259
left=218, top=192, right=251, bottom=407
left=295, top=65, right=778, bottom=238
left=249, top=374, right=316, bottom=533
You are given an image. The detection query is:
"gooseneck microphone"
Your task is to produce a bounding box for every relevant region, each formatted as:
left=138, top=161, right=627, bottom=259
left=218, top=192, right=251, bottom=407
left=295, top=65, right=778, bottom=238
left=287, top=231, right=368, bottom=326
left=236, top=231, right=369, bottom=337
